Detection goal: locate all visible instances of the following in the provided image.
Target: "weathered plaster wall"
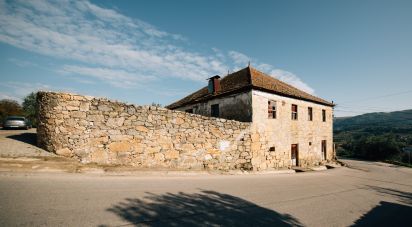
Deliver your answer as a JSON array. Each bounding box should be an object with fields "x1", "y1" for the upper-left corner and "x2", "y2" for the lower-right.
[
  {"x1": 174, "y1": 91, "x2": 252, "y2": 122},
  {"x1": 250, "y1": 90, "x2": 334, "y2": 169},
  {"x1": 37, "y1": 92, "x2": 253, "y2": 170}
]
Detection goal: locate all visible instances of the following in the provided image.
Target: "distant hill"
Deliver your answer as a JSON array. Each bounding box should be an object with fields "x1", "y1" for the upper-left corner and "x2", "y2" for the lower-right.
[
  {"x1": 334, "y1": 109, "x2": 412, "y2": 132},
  {"x1": 334, "y1": 109, "x2": 412, "y2": 163}
]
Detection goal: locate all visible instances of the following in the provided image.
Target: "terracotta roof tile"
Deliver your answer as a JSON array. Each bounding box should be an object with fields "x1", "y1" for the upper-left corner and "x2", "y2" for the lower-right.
[
  {"x1": 249, "y1": 67, "x2": 334, "y2": 106},
  {"x1": 166, "y1": 66, "x2": 333, "y2": 109}
]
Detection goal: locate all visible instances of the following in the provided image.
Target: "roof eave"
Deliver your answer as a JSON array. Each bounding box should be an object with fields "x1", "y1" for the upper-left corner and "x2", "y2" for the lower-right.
[
  {"x1": 251, "y1": 86, "x2": 335, "y2": 107},
  {"x1": 167, "y1": 86, "x2": 253, "y2": 109}
]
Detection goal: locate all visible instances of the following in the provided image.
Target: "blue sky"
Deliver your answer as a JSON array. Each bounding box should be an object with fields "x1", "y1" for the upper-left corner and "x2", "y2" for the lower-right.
[{"x1": 1, "y1": 0, "x2": 411, "y2": 117}]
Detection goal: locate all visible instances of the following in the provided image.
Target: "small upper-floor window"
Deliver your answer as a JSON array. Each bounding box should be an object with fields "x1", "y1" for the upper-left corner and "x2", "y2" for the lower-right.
[
  {"x1": 292, "y1": 104, "x2": 298, "y2": 120},
  {"x1": 268, "y1": 100, "x2": 277, "y2": 119},
  {"x1": 322, "y1": 109, "x2": 326, "y2": 122},
  {"x1": 211, "y1": 104, "x2": 219, "y2": 118},
  {"x1": 308, "y1": 107, "x2": 313, "y2": 121}
]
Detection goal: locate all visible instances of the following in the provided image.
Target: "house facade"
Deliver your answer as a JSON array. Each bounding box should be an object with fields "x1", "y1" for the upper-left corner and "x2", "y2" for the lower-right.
[{"x1": 167, "y1": 66, "x2": 335, "y2": 168}]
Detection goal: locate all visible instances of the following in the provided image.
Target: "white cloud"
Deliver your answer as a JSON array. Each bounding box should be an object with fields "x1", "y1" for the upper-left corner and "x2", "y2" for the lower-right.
[
  {"x1": 268, "y1": 69, "x2": 315, "y2": 94},
  {"x1": 1, "y1": 81, "x2": 51, "y2": 97},
  {"x1": 0, "y1": 0, "x2": 315, "y2": 94},
  {"x1": 0, "y1": 0, "x2": 227, "y2": 84},
  {"x1": 8, "y1": 58, "x2": 37, "y2": 67},
  {"x1": 228, "y1": 51, "x2": 250, "y2": 66},
  {"x1": 254, "y1": 63, "x2": 315, "y2": 94},
  {"x1": 59, "y1": 65, "x2": 155, "y2": 88},
  {"x1": 229, "y1": 52, "x2": 315, "y2": 94},
  {"x1": 0, "y1": 81, "x2": 71, "y2": 103},
  {"x1": 0, "y1": 92, "x2": 20, "y2": 102}
]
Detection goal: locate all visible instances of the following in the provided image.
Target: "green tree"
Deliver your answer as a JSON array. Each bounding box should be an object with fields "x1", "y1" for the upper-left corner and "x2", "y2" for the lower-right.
[
  {"x1": 347, "y1": 133, "x2": 404, "y2": 160},
  {"x1": 0, "y1": 99, "x2": 23, "y2": 125},
  {"x1": 22, "y1": 92, "x2": 38, "y2": 127}
]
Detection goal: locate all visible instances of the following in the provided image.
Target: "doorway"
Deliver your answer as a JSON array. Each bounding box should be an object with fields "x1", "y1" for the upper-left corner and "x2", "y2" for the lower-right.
[
  {"x1": 291, "y1": 144, "x2": 299, "y2": 166},
  {"x1": 321, "y1": 140, "x2": 327, "y2": 160}
]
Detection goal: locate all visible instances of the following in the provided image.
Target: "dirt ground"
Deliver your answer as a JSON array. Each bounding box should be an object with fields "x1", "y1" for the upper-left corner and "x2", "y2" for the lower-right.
[{"x1": 0, "y1": 128, "x2": 54, "y2": 157}]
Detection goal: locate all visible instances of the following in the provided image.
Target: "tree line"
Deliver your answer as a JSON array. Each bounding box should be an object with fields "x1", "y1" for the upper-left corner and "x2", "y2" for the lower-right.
[{"x1": 335, "y1": 128, "x2": 412, "y2": 166}]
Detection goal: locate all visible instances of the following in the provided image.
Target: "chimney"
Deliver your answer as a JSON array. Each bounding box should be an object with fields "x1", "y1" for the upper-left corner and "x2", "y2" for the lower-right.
[{"x1": 207, "y1": 75, "x2": 221, "y2": 94}]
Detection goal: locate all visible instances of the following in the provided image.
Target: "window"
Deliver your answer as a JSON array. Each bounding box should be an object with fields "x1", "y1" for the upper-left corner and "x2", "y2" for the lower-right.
[
  {"x1": 308, "y1": 107, "x2": 313, "y2": 121},
  {"x1": 322, "y1": 109, "x2": 326, "y2": 122},
  {"x1": 291, "y1": 104, "x2": 298, "y2": 120},
  {"x1": 268, "y1": 100, "x2": 277, "y2": 119},
  {"x1": 211, "y1": 104, "x2": 219, "y2": 117},
  {"x1": 269, "y1": 146, "x2": 276, "y2": 151},
  {"x1": 185, "y1": 109, "x2": 193, "y2": 113}
]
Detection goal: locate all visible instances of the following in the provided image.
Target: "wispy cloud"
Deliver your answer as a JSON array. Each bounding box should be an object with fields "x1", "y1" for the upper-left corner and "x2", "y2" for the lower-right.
[
  {"x1": 8, "y1": 58, "x2": 37, "y2": 68},
  {"x1": 0, "y1": 92, "x2": 20, "y2": 102},
  {"x1": 228, "y1": 52, "x2": 315, "y2": 94},
  {"x1": 228, "y1": 51, "x2": 250, "y2": 66},
  {"x1": 1, "y1": 81, "x2": 51, "y2": 97},
  {"x1": 59, "y1": 65, "x2": 155, "y2": 88},
  {"x1": 0, "y1": 81, "x2": 70, "y2": 103},
  {"x1": 255, "y1": 63, "x2": 315, "y2": 94},
  {"x1": 0, "y1": 0, "x2": 315, "y2": 94}
]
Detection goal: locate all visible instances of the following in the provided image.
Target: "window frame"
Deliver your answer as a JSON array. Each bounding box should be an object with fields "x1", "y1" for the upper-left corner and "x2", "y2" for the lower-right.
[
  {"x1": 321, "y1": 140, "x2": 327, "y2": 160},
  {"x1": 322, "y1": 109, "x2": 326, "y2": 122},
  {"x1": 291, "y1": 144, "x2": 299, "y2": 166},
  {"x1": 211, "y1": 104, "x2": 219, "y2": 118},
  {"x1": 291, "y1": 104, "x2": 298, "y2": 120},
  {"x1": 268, "y1": 100, "x2": 277, "y2": 119},
  {"x1": 308, "y1": 107, "x2": 313, "y2": 121}
]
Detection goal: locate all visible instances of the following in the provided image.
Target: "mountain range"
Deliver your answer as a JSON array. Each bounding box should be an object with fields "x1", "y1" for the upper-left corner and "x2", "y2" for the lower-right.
[{"x1": 334, "y1": 109, "x2": 412, "y2": 132}]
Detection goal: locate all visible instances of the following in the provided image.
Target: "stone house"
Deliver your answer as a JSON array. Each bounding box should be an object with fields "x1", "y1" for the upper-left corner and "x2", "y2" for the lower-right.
[{"x1": 167, "y1": 66, "x2": 335, "y2": 167}]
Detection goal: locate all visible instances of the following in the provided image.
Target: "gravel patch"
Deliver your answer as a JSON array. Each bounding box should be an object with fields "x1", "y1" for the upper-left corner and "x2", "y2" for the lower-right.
[{"x1": 0, "y1": 128, "x2": 55, "y2": 157}]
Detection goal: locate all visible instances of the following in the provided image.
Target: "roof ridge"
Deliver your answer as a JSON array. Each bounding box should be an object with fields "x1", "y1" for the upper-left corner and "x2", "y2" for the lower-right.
[
  {"x1": 249, "y1": 66, "x2": 288, "y2": 87},
  {"x1": 246, "y1": 68, "x2": 328, "y2": 102},
  {"x1": 167, "y1": 65, "x2": 334, "y2": 109},
  {"x1": 219, "y1": 66, "x2": 250, "y2": 80},
  {"x1": 246, "y1": 65, "x2": 253, "y2": 85}
]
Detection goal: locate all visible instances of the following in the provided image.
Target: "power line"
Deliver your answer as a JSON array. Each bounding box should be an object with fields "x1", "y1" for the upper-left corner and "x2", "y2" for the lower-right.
[
  {"x1": 334, "y1": 109, "x2": 370, "y2": 114},
  {"x1": 335, "y1": 104, "x2": 399, "y2": 112},
  {"x1": 338, "y1": 89, "x2": 412, "y2": 105},
  {"x1": 335, "y1": 107, "x2": 412, "y2": 115},
  {"x1": 335, "y1": 107, "x2": 394, "y2": 114}
]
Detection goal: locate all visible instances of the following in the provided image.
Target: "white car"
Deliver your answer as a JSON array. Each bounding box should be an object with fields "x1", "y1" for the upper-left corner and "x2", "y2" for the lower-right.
[{"x1": 3, "y1": 116, "x2": 32, "y2": 130}]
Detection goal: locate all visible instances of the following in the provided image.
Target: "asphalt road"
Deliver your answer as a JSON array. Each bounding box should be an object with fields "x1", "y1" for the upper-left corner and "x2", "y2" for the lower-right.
[{"x1": 0, "y1": 159, "x2": 411, "y2": 227}]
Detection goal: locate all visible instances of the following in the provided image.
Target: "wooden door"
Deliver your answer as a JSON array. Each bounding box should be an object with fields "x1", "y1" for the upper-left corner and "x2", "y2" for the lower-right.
[
  {"x1": 291, "y1": 144, "x2": 299, "y2": 166},
  {"x1": 321, "y1": 140, "x2": 327, "y2": 160}
]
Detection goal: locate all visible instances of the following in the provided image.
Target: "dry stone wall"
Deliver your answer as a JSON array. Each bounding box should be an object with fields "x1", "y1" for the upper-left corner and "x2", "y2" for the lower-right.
[{"x1": 37, "y1": 92, "x2": 253, "y2": 170}]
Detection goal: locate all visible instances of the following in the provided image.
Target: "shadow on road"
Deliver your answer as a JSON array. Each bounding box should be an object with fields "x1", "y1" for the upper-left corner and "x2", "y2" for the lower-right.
[
  {"x1": 103, "y1": 190, "x2": 303, "y2": 226},
  {"x1": 351, "y1": 201, "x2": 412, "y2": 227},
  {"x1": 365, "y1": 185, "x2": 412, "y2": 205},
  {"x1": 6, "y1": 132, "x2": 37, "y2": 146},
  {"x1": 352, "y1": 185, "x2": 412, "y2": 226}
]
